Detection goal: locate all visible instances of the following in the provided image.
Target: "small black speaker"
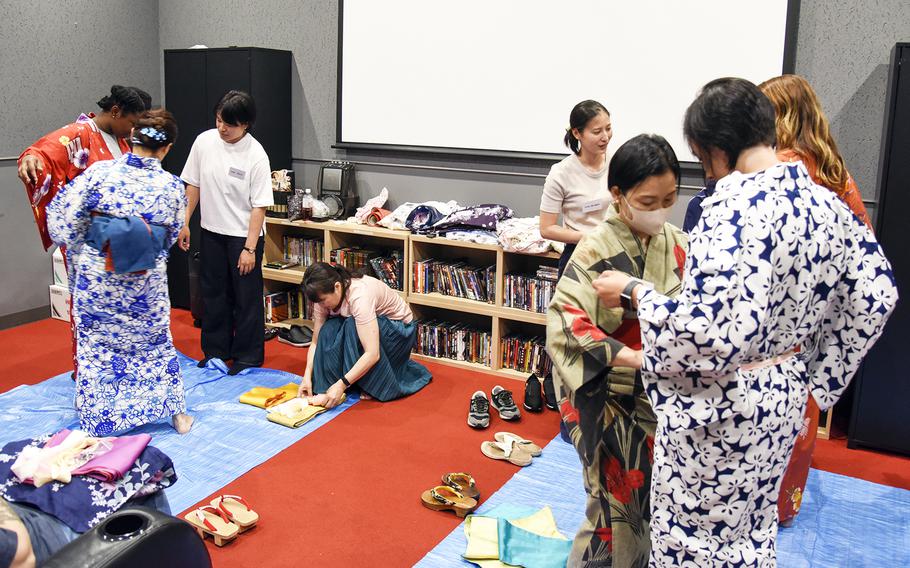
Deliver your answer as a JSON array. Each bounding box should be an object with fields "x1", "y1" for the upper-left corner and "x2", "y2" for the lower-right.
[
  {"x1": 44, "y1": 507, "x2": 211, "y2": 568},
  {"x1": 318, "y1": 161, "x2": 357, "y2": 219}
]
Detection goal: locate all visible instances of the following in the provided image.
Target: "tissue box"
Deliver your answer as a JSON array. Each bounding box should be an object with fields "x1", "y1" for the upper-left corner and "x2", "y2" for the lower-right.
[
  {"x1": 49, "y1": 284, "x2": 71, "y2": 322},
  {"x1": 52, "y1": 248, "x2": 68, "y2": 287}
]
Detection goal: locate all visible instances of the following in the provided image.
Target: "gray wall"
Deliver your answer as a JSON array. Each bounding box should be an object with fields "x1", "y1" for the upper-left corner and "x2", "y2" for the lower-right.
[
  {"x1": 157, "y1": 0, "x2": 908, "y2": 215},
  {"x1": 796, "y1": 0, "x2": 910, "y2": 206},
  {"x1": 0, "y1": 0, "x2": 161, "y2": 326},
  {"x1": 3, "y1": 0, "x2": 908, "y2": 323}
]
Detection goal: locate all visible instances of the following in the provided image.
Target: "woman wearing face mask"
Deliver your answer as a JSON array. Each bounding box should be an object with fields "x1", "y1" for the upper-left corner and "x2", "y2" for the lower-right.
[
  {"x1": 546, "y1": 134, "x2": 686, "y2": 567},
  {"x1": 539, "y1": 100, "x2": 614, "y2": 278}
]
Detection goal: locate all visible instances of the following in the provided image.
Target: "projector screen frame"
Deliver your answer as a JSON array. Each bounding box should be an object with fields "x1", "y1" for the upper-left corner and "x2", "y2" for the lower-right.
[{"x1": 334, "y1": 0, "x2": 802, "y2": 167}]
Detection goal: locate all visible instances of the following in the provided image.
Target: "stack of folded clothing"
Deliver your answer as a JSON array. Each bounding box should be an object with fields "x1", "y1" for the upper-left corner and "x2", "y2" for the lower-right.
[
  {"x1": 462, "y1": 504, "x2": 571, "y2": 568},
  {"x1": 11, "y1": 429, "x2": 153, "y2": 487},
  {"x1": 0, "y1": 432, "x2": 176, "y2": 532},
  {"x1": 239, "y1": 384, "x2": 344, "y2": 428},
  {"x1": 266, "y1": 395, "x2": 345, "y2": 428},
  {"x1": 238, "y1": 382, "x2": 300, "y2": 409}
]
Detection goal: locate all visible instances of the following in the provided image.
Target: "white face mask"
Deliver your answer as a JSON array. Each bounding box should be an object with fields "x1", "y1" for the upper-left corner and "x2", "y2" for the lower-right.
[{"x1": 621, "y1": 196, "x2": 671, "y2": 236}]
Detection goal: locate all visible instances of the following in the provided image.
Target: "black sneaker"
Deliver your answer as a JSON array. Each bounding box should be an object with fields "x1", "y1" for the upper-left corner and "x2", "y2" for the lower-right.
[
  {"x1": 278, "y1": 325, "x2": 312, "y2": 347},
  {"x1": 468, "y1": 391, "x2": 490, "y2": 429},
  {"x1": 264, "y1": 327, "x2": 279, "y2": 342},
  {"x1": 228, "y1": 362, "x2": 258, "y2": 376},
  {"x1": 523, "y1": 374, "x2": 543, "y2": 412},
  {"x1": 543, "y1": 373, "x2": 558, "y2": 411},
  {"x1": 491, "y1": 385, "x2": 520, "y2": 421}
]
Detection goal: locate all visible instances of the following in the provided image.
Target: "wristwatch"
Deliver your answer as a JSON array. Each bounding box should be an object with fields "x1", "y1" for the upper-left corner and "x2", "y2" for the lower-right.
[
  {"x1": 242, "y1": 246, "x2": 256, "y2": 255},
  {"x1": 339, "y1": 376, "x2": 352, "y2": 389},
  {"x1": 620, "y1": 278, "x2": 646, "y2": 311}
]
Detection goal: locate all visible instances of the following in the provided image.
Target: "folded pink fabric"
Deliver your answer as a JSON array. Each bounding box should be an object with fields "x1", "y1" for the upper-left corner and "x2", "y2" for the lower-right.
[{"x1": 45, "y1": 430, "x2": 152, "y2": 482}]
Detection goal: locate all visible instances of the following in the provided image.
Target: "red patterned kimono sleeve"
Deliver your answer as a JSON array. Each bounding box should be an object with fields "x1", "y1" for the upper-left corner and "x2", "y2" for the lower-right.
[{"x1": 18, "y1": 122, "x2": 95, "y2": 250}]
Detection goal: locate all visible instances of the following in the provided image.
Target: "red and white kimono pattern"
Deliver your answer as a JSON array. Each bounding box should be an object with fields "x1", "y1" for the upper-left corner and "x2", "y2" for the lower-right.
[{"x1": 18, "y1": 114, "x2": 129, "y2": 251}]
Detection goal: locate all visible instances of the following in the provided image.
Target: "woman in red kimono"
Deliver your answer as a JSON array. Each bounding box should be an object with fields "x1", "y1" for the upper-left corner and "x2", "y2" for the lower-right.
[
  {"x1": 759, "y1": 74, "x2": 873, "y2": 526},
  {"x1": 17, "y1": 85, "x2": 149, "y2": 376},
  {"x1": 18, "y1": 85, "x2": 149, "y2": 250}
]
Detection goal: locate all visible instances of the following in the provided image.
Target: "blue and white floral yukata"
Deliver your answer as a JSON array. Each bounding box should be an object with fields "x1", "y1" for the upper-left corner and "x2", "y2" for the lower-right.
[
  {"x1": 47, "y1": 153, "x2": 187, "y2": 436},
  {"x1": 635, "y1": 162, "x2": 897, "y2": 567}
]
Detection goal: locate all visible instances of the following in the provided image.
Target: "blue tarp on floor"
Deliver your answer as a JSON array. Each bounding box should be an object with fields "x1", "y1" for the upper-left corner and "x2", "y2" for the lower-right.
[
  {"x1": 0, "y1": 354, "x2": 358, "y2": 513},
  {"x1": 417, "y1": 436, "x2": 910, "y2": 567}
]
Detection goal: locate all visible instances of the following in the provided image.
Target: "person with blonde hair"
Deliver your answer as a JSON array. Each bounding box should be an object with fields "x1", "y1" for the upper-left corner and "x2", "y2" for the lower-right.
[
  {"x1": 758, "y1": 73, "x2": 873, "y2": 527},
  {"x1": 760, "y1": 74, "x2": 871, "y2": 226}
]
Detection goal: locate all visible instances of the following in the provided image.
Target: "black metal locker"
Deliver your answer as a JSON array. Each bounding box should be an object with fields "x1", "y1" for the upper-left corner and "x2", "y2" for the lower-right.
[
  {"x1": 848, "y1": 43, "x2": 910, "y2": 455},
  {"x1": 161, "y1": 47, "x2": 292, "y2": 311}
]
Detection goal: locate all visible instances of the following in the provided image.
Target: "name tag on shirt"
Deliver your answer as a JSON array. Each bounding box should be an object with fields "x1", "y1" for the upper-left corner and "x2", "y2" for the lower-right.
[
  {"x1": 582, "y1": 199, "x2": 603, "y2": 213},
  {"x1": 228, "y1": 167, "x2": 246, "y2": 180}
]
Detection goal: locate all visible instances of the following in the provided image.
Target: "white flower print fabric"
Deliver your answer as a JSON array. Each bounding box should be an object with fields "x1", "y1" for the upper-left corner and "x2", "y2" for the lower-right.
[{"x1": 636, "y1": 162, "x2": 897, "y2": 567}]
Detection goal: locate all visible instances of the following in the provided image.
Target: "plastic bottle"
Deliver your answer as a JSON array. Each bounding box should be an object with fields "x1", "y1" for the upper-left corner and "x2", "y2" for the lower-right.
[{"x1": 300, "y1": 188, "x2": 314, "y2": 221}]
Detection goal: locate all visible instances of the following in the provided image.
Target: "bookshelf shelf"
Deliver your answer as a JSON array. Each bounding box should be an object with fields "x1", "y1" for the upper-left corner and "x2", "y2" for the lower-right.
[
  {"x1": 266, "y1": 317, "x2": 313, "y2": 330},
  {"x1": 410, "y1": 234, "x2": 500, "y2": 252},
  {"x1": 497, "y1": 306, "x2": 547, "y2": 325},
  {"x1": 262, "y1": 217, "x2": 557, "y2": 382},
  {"x1": 411, "y1": 353, "x2": 495, "y2": 375},
  {"x1": 408, "y1": 291, "x2": 497, "y2": 315},
  {"x1": 262, "y1": 266, "x2": 305, "y2": 285}
]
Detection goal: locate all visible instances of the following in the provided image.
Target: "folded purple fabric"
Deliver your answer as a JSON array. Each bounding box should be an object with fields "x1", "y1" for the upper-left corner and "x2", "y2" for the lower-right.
[{"x1": 45, "y1": 429, "x2": 152, "y2": 482}]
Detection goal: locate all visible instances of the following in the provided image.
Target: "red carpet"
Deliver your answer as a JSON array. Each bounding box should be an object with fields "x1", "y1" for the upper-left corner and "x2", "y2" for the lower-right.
[{"x1": 1, "y1": 310, "x2": 909, "y2": 567}]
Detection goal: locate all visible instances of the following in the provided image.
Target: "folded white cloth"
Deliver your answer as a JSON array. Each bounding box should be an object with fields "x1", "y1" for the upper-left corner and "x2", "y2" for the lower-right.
[
  {"x1": 270, "y1": 398, "x2": 310, "y2": 417},
  {"x1": 498, "y1": 217, "x2": 556, "y2": 254}
]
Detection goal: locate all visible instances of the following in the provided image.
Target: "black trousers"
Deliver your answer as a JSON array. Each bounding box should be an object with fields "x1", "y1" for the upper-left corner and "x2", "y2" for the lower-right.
[
  {"x1": 199, "y1": 228, "x2": 265, "y2": 366},
  {"x1": 557, "y1": 243, "x2": 577, "y2": 280}
]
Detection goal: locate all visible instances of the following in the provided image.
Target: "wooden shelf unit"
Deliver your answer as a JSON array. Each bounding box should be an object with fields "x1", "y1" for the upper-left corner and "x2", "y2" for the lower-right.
[{"x1": 262, "y1": 217, "x2": 557, "y2": 381}]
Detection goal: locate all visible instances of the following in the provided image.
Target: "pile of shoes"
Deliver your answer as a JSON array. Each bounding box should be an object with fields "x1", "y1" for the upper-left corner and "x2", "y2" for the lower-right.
[
  {"x1": 420, "y1": 472, "x2": 480, "y2": 517},
  {"x1": 277, "y1": 324, "x2": 313, "y2": 347},
  {"x1": 523, "y1": 373, "x2": 557, "y2": 412},
  {"x1": 480, "y1": 432, "x2": 541, "y2": 467},
  {"x1": 468, "y1": 386, "x2": 520, "y2": 429}
]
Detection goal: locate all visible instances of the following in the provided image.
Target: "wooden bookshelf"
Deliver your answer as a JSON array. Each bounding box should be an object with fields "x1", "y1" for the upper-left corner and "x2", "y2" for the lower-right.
[{"x1": 262, "y1": 217, "x2": 557, "y2": 382}]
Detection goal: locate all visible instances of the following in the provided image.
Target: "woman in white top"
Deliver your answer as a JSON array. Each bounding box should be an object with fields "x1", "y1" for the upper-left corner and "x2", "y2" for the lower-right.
[
  {"x1": 297, "y1": 262, "x2": 432, "y2": 407},
  {"x1": 178, "y1": 90, "x2": 274, "y2": 376},
  {"x1": 539, "y1": 100, "x2": 614, "y2": 278}
]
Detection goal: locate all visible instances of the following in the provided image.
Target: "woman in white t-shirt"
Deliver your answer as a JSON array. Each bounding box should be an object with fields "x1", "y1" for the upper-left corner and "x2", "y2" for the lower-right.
[
  {"x1": 178, "y1": 90, "x2": 274, "y2": 376},
  {"x1": 297, "y1": 262, "x2": 432, "y2": 407},
  {"x1": 539, "y1": 100, "x2": 614, "y2": 277}
]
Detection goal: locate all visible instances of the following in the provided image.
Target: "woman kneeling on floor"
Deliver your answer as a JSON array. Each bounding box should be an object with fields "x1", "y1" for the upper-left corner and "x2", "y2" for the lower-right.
[{"x1": 297, "y1": 262, "x2": 432, "y2": 406}]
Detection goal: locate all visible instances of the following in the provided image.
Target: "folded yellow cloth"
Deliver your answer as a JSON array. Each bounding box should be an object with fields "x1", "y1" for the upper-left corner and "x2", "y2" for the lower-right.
[
  {"x1": 239, "y1": 383, "x2": 299, "y2": 409},
  {"x1": 266, "y1": 394, "x2": 345, "y2": 428},
  {"x1": 464, "y1": 506, "x2": 567, "y2": 567}
]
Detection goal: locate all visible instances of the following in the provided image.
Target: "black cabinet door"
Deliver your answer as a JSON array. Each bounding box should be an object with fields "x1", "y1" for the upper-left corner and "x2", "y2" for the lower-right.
[
  {"x1": 251, "y1": 49, "x2": 292, "y2": 169},
  {"x1": 162, "y1": 50, "x2": 207, "y2": 309},
  {"x1": 849, "y1": 44, "x2": 910, "y2": 455},
  {"x1": 205, "y1": 50, "x2": 252, "y2": 127},
  {"x1": 162, "y1": 47, "x2": 290, "y2": 311},
  {"x1": 163, "y1": 50, "x2": 208, "y2": 178}
]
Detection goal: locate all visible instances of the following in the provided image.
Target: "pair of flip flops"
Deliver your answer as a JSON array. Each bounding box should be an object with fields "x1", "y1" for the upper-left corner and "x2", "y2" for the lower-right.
[
  {"x1": 421, "y1": 472, "x2": 480, "y2": 518},
  {"x1": 183, "y1": 495, "x2": 259, "y2": 547},
  {"x1": 480, "y1": 432, "x2": 542, "y2": 467}
]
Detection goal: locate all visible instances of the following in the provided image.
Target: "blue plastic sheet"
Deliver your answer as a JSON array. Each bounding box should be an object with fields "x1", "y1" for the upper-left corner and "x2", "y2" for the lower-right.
[
  {"x1": 0, "y1": 354, "x2": 358, "y2": 513},
  {"x1": 415, "y1": 435, "x2": 585, "y2": 567},
  {"x1": 417, "y1": 436, "x2": 910, "y2": 567}
]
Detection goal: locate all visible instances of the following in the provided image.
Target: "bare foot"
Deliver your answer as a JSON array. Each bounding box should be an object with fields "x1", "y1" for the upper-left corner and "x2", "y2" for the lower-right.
[
  {"x1": 172, "y1": 413, "x2": 195, "y2": 434},
  {"x1": 360, "y1": 392, "x2": 373, "y2": 400}
]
